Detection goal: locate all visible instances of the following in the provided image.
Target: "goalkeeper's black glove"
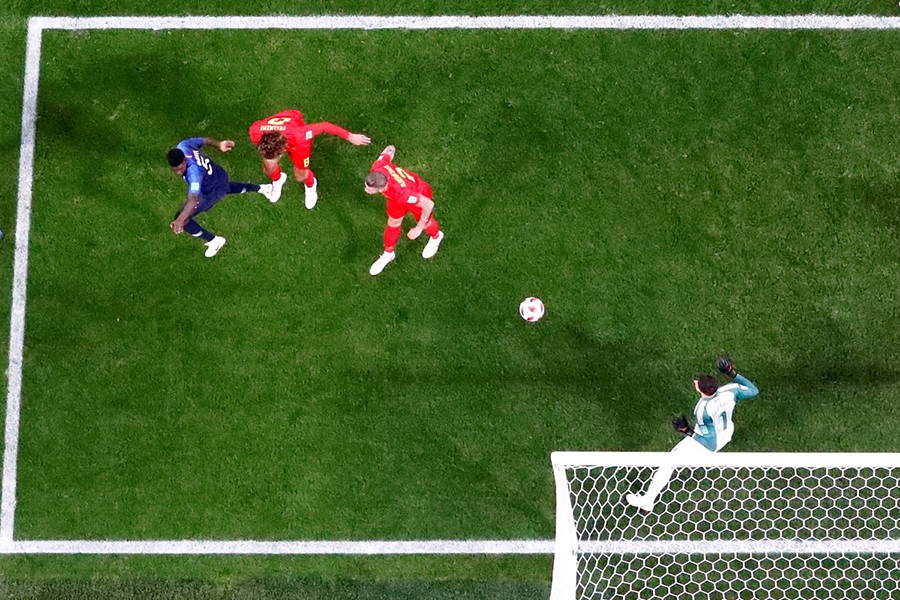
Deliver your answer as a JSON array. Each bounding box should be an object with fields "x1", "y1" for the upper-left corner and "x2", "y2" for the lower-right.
[
  {"x1": 672, "y1": 415, "x2": 694, "y2": 437},
  {"x1": 717, "y1": 355, "x2": 738, "y2": 379}
]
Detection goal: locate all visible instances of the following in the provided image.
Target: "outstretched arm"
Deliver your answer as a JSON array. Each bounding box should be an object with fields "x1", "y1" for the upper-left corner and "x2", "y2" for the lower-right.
[
  {"x1": 733, "y1": 374, "x2": 759, "y2": 400},
  {"x1": 346, "y1": 132, "x2": 371, "y2": 145},
  {"x1": 717, "y1": 356, "x2": 759, "y2": 401},
  {"x1": 307, "y1": 122, "x2": 371, "y2": 145},
  {"x1": 202, "y1": 138, "x2": 234, "y2": 153},
  {"x1": 171, "y1": 194, "x2": 200, "y2": 234}
]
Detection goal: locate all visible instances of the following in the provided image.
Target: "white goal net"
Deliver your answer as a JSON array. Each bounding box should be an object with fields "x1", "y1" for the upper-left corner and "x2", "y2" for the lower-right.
[{"x1": 549, "y1": 452, "x2": 900, "y2": 600}]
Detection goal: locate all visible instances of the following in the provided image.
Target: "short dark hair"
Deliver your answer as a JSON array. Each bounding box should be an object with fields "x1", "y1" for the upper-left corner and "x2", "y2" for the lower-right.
[
  {"x1": 258, "y1": 132, "x2": 288, "y2": 160},
  {"x1": 166, "y1": 148, "x2": 185, "y2": 167},
  {"x1": 696, "y1": 375, "x2": 719, "y2": 396},
  {"x1": 365, "y1": 172, "x2": 387, "y2": 189}
]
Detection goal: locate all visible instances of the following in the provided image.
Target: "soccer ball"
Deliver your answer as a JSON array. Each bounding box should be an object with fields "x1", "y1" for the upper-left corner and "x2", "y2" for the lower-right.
[{"x1": 519, "y1": 297, "x2": 545, "y2": 322}]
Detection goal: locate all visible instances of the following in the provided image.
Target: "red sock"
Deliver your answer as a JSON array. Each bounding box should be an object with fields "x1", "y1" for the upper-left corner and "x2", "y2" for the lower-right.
[
  {"x1": 384, "y1": 225, "x2": 401, "y2": 253},
  {"x1": 304, "y1": 169, "x2": 316, "y2": 187},
  {"x1": 424, "y1": 217, "x2": 440, "y2": 238},
  {"x1": 268, "y1": 165, "x2": 282, "y2": 182}
]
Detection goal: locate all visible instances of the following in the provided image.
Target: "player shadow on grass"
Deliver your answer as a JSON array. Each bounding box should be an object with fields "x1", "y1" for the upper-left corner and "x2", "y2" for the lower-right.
[
  {"x1": 748, "y1": 312, "x2": 900, "y2": 450},
  {"x1": 770, "y1": 312, "x2": 900, "y2": 390},
  {"x1": 37, "y1": 46, "x2": 224, "y2": 223},
  {"x1": 853, "y1": 175, "x2": 900, "y2": 239},
  {"x1": 520, "y1": 323, "x2": 682, "y2": 450}
]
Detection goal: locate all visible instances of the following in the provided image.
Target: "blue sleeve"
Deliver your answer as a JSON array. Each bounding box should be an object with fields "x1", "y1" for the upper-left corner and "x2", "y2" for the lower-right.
[
  {"x1": 183, "y1": 164, "x2": 204, "y2": 194},
  {"x1": 733, "y1": 374, "x2": 759, "y2": 401},
  {"x1": 177, "y1": 137, "x2": 204, "y2": 154}
]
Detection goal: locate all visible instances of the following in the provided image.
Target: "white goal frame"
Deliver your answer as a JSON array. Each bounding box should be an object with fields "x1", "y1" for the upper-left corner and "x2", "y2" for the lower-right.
[{"x1": 550, "y1": 451, "x2": 900, "y2": 600}]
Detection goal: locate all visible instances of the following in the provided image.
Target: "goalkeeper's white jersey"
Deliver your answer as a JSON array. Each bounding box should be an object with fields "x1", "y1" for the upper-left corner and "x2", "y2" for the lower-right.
[
  {"x1": 693, "y1": 385, "x2": 738, "y2": 451},
  {"x1": 692, "y1": 375, "x2": 759, "y2": 451}
]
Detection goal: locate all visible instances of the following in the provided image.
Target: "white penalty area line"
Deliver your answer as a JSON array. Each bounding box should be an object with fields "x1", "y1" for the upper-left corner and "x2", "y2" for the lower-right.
[
  {"x1": 1, "y1": 18, "x2": 42, "y2": 552},
  {"x1": 5, "y1": 539, "x2": 554, "y2": 555},
  {"x1": 28, "y1": 14, "x2": 900, "y2": 31},
  {"x1": 5, "y1": 12, "x2": 900, "y2": 556}
]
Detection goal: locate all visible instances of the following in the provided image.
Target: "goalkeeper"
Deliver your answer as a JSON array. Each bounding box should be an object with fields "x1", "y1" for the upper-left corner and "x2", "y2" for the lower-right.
[{"x1": 626, "y1": 356, "x2": 759, "y2": 513}]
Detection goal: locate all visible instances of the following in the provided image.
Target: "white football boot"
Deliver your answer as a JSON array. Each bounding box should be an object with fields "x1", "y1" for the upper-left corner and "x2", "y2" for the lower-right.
[
  {"x1": 369, "y1": 251, "x2": 395, "y2": 276},
  {"x1": 260, "y1": 172, "x2": 287, "y2": 203},
  {"x1": 304, "y1": 177, "x2": 319, "y2": 209},
  {"x1": 422, "y1": 230, "x2": 444, "y2": 259},
  {"x1": 204, "y1": 236, "x2": 227, "y2": 258}
]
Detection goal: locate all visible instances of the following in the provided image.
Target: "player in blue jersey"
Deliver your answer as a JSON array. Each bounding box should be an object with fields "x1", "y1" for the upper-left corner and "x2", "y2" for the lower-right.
[
  {"x1": 626, "y1": 356, "x2": 759, "y2": 513},
  {"x1": 166, "y1": 136, "x2": 282, "y2": 257}
]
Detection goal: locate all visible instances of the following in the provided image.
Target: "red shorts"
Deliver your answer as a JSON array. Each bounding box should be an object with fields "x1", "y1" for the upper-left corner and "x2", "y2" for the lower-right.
[
  {"x1": 387, "y1": 182, "x2": 431, "y2": 221},
  {"x1": 287, "y1": 147, "x2": 311, "y2": 169},
  {"x1": 387, "y1": 201, "x2": 422, "y2": 220},
  {"x1": 386, "y1": 183, "x2": 433, "y2": 220}
]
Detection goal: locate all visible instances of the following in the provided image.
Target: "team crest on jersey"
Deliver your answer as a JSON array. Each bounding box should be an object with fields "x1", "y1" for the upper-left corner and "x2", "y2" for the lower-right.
[{"x1": 305, "y1": 130, "x2": 313, "y2": 140}]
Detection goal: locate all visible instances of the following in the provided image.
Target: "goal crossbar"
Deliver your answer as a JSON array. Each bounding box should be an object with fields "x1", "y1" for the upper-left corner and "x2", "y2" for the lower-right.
[{"x1": 553, "y1": 451, "x2": 900, "y2": 469}]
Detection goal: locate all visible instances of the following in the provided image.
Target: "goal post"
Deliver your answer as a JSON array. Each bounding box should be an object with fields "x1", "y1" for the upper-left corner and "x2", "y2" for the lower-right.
[{"x1": 549, "y1": 451, "x2": 900, "y2": 600}]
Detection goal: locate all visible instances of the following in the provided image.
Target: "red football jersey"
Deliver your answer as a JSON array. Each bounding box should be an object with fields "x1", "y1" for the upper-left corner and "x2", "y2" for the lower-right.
[
  {"x1": 370, "y1": 153, "x2": 429, "y2": 206},
  {"x1": 249, "y1": 109, "x2": 351, "y2": 156}
]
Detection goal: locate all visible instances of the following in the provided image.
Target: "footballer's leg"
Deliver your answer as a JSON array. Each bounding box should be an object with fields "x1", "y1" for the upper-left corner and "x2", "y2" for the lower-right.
[
  {"x1": 261, "y1": 158, "x2": 287, "y2": 202},
  {"x1": 255, "y1": 181, "x2": 280, "y2": 203},
  {"x1": 627, "y1": 436, "x2": 708, "y2": 513},
  {"x1": 422, "y1": 216, "x2": 444, "y2": 259},
  {"x1": 175, "y1": 206, "x2": 214, "y2": 243},
  {"x1": 227, "y1": 181, "x2": 261, "y2": 195},
  {"x1": 290, "y1": 153, "x2": 317, "y2": 209},
  {"x1": 178, "y1": 198, "x2": 226, "y2": 258},
  {"x1": 409, "y1": 197, "x2": 443, "y2": 259},
  {"x1": 176, "y1": 211, "x2": 213, "y2": 244},
  {"x1": 181, "y1": 218, "x2": 225, "y2": 258},
  {"x1": 262, "y1": 157, "x2": 282, "y2": 180},
  {"x1": 410, "y1": 186, "x2": 444, "y2": 258},
  {"x1": 370, "y1": 216, "x2": 402, "y2": 276},
  {"x1": 203, "y1": 235, "x2": 227, "y2": 257}
]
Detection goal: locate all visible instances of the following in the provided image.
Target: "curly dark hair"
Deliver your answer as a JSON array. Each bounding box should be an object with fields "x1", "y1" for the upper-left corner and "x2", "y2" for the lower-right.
[{"x1": 258, "y1": 132, "x2": 288, "y2": 160}]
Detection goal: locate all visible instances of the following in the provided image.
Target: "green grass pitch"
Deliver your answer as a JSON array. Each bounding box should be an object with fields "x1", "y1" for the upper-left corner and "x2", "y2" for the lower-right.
[{"x1": 1, "y1": 3, "x2": 900, "y2": 599}]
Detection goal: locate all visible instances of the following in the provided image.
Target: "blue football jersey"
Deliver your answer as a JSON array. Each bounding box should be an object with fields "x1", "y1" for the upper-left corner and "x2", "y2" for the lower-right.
[{"x1": 176, "y1": 138, "x2": 229, "y2": 208}]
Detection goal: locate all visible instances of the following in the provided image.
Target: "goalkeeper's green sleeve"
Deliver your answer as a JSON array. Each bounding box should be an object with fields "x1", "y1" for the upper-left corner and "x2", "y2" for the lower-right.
[{"x1": 734, "y1": 374, "x2": 759, "y2": 401}]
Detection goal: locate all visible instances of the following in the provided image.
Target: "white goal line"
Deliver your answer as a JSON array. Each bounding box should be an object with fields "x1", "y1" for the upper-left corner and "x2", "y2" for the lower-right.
[
  {"x1": 29, "y1": 14, "x2": 900, "y2": 31},
  {"x1": 5, "y1": 539, "x2": 555, "y2": 555},
  {"x1": 10, "y1": 539, "x2": 897, "y2": 555}
]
